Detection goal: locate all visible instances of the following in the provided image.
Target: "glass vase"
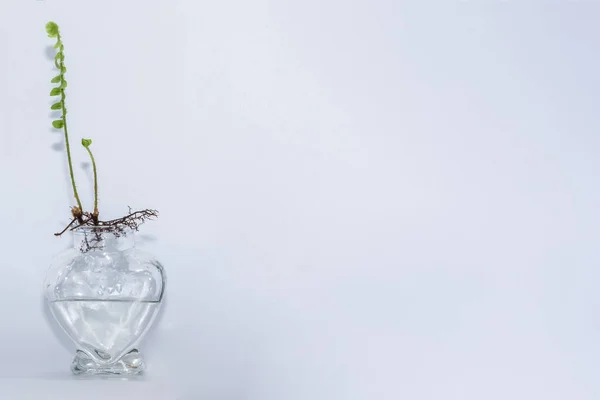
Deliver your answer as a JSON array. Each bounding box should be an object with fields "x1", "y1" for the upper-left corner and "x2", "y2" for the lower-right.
[{"x1": 44, "y1": 226, "x2": 166, "y2": 375}]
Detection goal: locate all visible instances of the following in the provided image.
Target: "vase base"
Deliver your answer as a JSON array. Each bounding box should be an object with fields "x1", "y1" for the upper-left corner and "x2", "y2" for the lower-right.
[{"x1": 71, "y1": 349, "x2": 145, "y2": 375}]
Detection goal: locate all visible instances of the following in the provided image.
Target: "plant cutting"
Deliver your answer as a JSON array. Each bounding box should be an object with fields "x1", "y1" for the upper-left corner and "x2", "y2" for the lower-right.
[{"x1": 42, "y1": 21, "x2": 166, "y2": 375}]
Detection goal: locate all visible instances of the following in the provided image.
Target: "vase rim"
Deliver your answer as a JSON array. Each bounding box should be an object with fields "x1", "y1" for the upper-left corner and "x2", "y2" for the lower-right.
[{"x1": 71, "y1": 225, "x2": 137, "y2": 234}]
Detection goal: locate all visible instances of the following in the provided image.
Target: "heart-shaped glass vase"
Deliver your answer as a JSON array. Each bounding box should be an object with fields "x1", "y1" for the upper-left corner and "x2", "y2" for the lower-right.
[{"x1": 44, "y1": 226, "x2": 166, "y2": 375}]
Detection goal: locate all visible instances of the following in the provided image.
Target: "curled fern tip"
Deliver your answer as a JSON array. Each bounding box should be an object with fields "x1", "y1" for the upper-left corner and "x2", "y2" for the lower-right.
[{"x1": 46, "y1": 22, "x2": 59, "y2": 38}]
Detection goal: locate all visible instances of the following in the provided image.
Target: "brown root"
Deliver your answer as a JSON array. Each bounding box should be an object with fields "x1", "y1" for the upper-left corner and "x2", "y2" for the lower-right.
[
  {"x1": 71, "y1": 206, "x2": 84, "y2": 224},
  {"x1": 54, "y1": 208, "x2": 159, "y2": 238}
]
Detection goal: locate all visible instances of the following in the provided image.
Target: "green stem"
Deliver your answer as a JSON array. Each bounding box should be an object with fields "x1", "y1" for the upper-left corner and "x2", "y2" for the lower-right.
[
  {"x1": 57, "y1": 33, "x2": 83, "y2": 212},
  {"x1": 84, "y1": 145, "x2": 98, "y2": 215}
]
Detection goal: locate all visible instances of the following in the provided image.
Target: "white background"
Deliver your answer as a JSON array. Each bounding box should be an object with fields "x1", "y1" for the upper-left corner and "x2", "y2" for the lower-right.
[{"x1": 1, "y1": 1, "x2": 600, "y2": 399}]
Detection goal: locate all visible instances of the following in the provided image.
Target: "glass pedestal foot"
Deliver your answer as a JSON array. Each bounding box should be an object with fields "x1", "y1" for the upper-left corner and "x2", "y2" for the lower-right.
[{"x1": 71, "y1": 349, "x2": 145, "y2": 375}]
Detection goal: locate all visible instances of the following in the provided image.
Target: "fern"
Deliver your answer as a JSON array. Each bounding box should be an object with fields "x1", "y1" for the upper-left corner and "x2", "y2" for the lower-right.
[
  {"x1": 46, "y1": 21, "x2": 83, "y2": 218},
  {"x1": 46, "y1": 21, "x2": 157, "y2": 238}
]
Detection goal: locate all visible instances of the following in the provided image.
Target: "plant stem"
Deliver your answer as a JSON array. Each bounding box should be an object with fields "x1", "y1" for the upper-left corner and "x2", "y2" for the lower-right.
[
  {"x1": 62, "y1": 101, "x2": 81, "y2": 211},
  {"x1": 84, "y1": 145, "x2": 99, "y2": 216},
  {"x1": 57, "y1": 32, "x2": 83, "y2": 213}
]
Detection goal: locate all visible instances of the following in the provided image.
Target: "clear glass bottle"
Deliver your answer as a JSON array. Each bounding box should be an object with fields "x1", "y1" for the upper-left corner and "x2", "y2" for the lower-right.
[{"x1": 44, "y1": 226, "x2": 166, "y2": 375}]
